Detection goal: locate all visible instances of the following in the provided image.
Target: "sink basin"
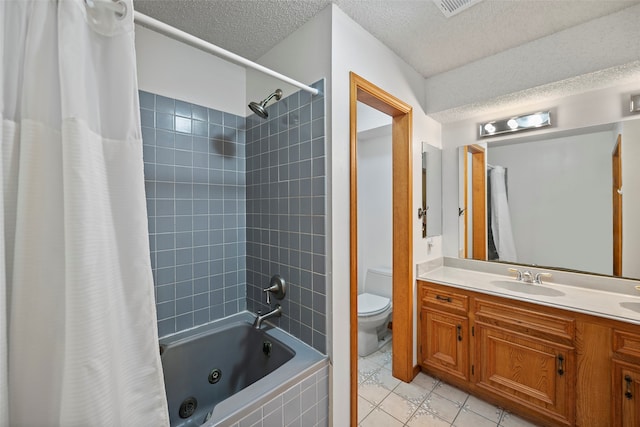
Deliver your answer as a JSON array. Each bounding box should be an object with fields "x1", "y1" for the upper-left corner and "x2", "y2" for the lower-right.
[
  {"x1": 620, "y1": 302, "x2": 640, "y2": 313},
  {"x1": 490, "y1": 280, "x2": 565, "y2": 297}
]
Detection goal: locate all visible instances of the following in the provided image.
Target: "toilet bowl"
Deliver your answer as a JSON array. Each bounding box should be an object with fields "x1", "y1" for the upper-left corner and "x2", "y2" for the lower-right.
[{"x1": 357, "y1": 267, "x2": 392, "y2": 357}]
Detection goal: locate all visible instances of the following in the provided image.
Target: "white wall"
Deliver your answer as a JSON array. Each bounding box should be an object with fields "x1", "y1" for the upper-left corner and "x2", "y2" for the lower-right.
[
  {"x1": 252, "y1": 4, "x2": 442, "y2": 424},
  {"x1": 488, "y1": 131, "x2": 614, "y2": 275},
  {"x1": 243, "y1": 5, "x2": 341, "y2": 421},
  {"x1": 330, "y1": 5, "x2": 441, "y2": 424},
  {"x1": 134, "y1": 25, "x2": 246, "y2": 114},
  {"x1": 246, "y1": 6, "x2": 332, "y2": 117},
  {"x1": 255, "y1": 6, "x2": 443, "y2": 424},
  {"x1": 622, "y1": 119, "x2": 640, "y2": 278},
  {"x1": 442, "y1": 81, "x2": 640, "y2": 260},
  {"x1": 357, "y1": 125, "x2": 393, "y2": 293}
]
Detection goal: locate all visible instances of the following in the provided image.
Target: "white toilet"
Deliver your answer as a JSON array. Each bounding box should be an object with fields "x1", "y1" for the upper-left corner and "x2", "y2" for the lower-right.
[{"x1": 357, "y1": 267, "x2": 392, "y2": 357}]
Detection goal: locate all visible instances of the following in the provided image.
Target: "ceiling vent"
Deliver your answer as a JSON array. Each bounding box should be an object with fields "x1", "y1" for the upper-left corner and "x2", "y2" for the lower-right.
[{"x1": 432, "y1": 0, "x2": 483, "y2": 18}]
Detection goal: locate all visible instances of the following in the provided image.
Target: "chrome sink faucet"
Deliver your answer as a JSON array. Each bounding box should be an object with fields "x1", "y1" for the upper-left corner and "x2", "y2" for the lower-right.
[{"x1": 509, "y1": 268, "x2": 552, "y2": 284}]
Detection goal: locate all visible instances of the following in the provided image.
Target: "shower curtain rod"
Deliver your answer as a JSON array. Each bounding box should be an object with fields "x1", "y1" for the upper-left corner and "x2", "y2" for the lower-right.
[
  {"x1": 133, "y1": 12, "x2": 319, "y2": 96},
  {"x1": 84, "y1": 0, "x2": 318, "y2": 95}
]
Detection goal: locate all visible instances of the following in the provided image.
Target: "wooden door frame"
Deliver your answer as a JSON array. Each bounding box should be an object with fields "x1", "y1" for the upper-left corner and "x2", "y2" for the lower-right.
[
  {"x1": 613, "y1": 134, "x2": 622, "y2": 276},
  {"x1": 463, "y1": 145, "x2": 487, "y2": 260},
  {"x1": 350, "y1": 72, "x2": 415, "y2": 426}
]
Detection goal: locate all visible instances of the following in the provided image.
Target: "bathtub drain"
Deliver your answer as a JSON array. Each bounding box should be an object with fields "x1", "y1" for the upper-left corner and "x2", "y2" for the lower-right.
[
  {"x1": 179, "y1": 397, "x2": 197, "y2": 419},
  {"x1": 208, "y1": 368, "x2": 222, "y2": 384}
]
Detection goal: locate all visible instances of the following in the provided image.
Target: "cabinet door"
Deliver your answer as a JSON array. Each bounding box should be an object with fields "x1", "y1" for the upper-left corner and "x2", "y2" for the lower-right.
[
  {"x1": 420, "y1": 309, "x2": 468, "y2": 381},
  {"x1": 613, "y1": 360, "x2": 640, "y2": 427},
  {"x1": 475, "y1": 322, "x2": 574, "y2": 425}
]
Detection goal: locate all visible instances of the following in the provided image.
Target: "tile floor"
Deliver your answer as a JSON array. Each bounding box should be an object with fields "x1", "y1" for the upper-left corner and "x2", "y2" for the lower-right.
[{"x1": 358, "y1": 339, "x2": 540, "y2": 427}]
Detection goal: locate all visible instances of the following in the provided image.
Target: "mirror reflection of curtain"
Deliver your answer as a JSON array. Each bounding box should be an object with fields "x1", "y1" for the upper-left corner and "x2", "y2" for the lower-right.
[{"x1": 489, "y1": 166, "x2": 518, "y2": 262}]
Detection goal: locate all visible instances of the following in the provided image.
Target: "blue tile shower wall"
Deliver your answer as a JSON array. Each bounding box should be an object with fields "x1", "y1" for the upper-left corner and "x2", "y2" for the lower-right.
[
  {"x1": 245, "y1": 80, "x2": 327, "y2": 354},
  {"x1": 140, "y1": 91, "x2": 247, "y2": 337}
]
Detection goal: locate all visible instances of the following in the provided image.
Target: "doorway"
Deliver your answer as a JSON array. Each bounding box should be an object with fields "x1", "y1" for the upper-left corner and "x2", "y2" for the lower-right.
[
  {"x1": 463, "y1": 144, "x2": 487, "y2": 260},
  {"x1": 349, "y1": 72, "x2": 414, "y2": 426},
  {"x1": 612, "y1": 134, "x2": 622, "y2": 276}
]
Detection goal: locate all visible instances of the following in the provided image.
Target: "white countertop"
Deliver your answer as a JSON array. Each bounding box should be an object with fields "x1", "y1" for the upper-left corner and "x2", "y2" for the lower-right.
[{"x1": 418, "y1": 265, "x2": 640, "y2": 326}]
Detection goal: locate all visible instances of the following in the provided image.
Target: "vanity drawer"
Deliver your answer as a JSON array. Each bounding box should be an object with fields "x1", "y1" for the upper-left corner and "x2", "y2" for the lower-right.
[
  {"x1": 474, "y1": 298, "x2": 575, "y2": 344},
  {"x1": 421, "y1": 283, "x2": 469, "y2": 314},
  {"x1": 613, "y1": 329, "x2": 640, "y2": 361}
]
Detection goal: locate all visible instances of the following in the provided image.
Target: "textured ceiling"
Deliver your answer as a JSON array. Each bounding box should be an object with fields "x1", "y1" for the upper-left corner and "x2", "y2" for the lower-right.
[
  {"x1": 430, "y1": 60, "x2": 640, "y2": 123},
  {"x1": 132, "y1": 0, "x2": 640, "y2": 78}
]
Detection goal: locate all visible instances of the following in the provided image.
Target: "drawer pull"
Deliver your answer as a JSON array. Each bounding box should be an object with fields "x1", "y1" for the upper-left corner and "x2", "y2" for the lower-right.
[
  {"x1": 625, "y1": 375, "x2": 633, "y2": 400},
  {"x1": 457, "y1": 325, "x2": 462, "y2": 342},
  {"x1": 557, "y1": 355, "x2": 564, "y2": 376},
  {"x1": 435, "y1": 295, "x2": 452, "y2": 303}
]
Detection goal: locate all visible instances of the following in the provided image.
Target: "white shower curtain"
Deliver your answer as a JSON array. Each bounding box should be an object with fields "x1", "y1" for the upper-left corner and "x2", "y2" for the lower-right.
[
  {"x1": 490, "y1": 166, "x2": 518, "y2": 262},
  {"x1": 1, "y1": 1, "x2": 169, "y2": 425}
]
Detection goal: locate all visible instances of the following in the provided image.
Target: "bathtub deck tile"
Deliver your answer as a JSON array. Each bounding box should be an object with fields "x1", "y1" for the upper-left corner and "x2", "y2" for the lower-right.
[
  {"x1": 285, "y1": 416, "x2": 301, "y2": 427},
  {"x1": 301, "y1": 404, "x2": 317, "y2": 426},
  {"x1": 283, "y1": 383, "x2": 300, "y2": 404},
  {"x1": 301, "y1": 379, "x2": 317, "y2": 411},
  {"x1": 301, "y1": 373, "x2": 316, "y2": 391},
  {"x1": 317, "y1": 395, "x2": 329, "y2": 426},
  {"x1": 316, "y1": 367, "x2": 329, "y2": 396},
  {"x1": 283, "y1": 394, "x2": 301, "y2": 425},
  {"x1": 238, "y1": 407, "x2": 261, "y2": 427},
  {"x1": 262, "y1": 406, "x2": 283, "y2": 427},
  {"x1": 263, "y1": 395, "x2": 283, "y2": 418}
]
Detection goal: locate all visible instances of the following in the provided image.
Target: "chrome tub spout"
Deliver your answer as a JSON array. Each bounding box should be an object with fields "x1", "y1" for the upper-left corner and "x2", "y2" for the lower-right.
[{"x1": 253, "y1": 304, "x2": 282, "y2": 329}]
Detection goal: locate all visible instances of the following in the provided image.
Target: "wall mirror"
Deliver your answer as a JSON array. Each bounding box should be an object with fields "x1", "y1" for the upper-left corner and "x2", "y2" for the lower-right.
[
  {"x1": 458, "y1": 117, "x2": 640, "y2": 280},
  {"x1": 422, "y1": 142, "x2": 442, "y2": 237}
]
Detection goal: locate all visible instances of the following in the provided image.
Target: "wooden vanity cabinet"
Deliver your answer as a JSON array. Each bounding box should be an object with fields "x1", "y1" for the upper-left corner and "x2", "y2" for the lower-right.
[
  {"x1": 418, "y1": 280, "x2": 576, "y2": 426},
  {"x1": 612, "y1": 361, "x2": 640, "y2": 426},
  {"x1": 418, "y1": 279, "x2": 640, "y2": 426},
  {"x1": 612, "y1": 329, "x2": 640, "y2": 426},
  {"x1": 474, "y1": 298, "x2": 575, "y2": 426},
  {"x1": 419, "y1": 286, "x2": 469, "y2": 381}
]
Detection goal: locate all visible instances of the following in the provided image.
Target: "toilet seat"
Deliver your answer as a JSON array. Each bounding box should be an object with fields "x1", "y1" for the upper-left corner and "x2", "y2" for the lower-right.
[{"x1": 358, "y1": 293, "x2": 391, "y2": 317}]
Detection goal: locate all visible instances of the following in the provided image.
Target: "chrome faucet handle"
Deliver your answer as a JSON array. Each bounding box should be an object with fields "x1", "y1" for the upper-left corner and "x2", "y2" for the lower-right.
[
  {"x1": 262, "y1": 275, "x2": 286, "y2": 303},
  {"x1": 262, "y1": 288, "x2": 271, "y2": 305},
  {"x1": 508, "y1": 268, "x2": 523, "y2": 281},
  {"x1": 534, "y1": 272, "x2": 552, "y2": 284}
]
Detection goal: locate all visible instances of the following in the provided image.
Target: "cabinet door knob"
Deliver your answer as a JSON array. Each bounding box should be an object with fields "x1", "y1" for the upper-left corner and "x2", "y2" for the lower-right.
[
  {"x1": 436, "y1": 295, "x2": 452, "y2": 303},
  {"x1": 557, "y1": 355, "x2": 564, "y2": 376},
  {"x1": 457, "y1": 324, "x2": 462, "y2": 342},
  {"x1": 625, "y1": 375, "x2": 633, "y2": 400}
]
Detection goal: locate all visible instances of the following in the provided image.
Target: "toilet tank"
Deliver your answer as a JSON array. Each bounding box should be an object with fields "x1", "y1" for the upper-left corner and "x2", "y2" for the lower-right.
[{"x1": 364, "y1": 267, "x2": 392, "y2": 299}]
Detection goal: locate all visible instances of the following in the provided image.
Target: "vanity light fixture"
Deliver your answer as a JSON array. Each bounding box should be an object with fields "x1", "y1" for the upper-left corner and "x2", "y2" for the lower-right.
[
  {"x1": 479, "y1": 111, "x2": 551, "y2": 138},
  {"x1": 631, "y1": 94, "x2": 640, "y2": 113}
]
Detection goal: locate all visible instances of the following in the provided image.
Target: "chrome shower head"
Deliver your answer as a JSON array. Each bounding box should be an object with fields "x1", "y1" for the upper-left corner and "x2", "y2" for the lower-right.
[{"x1": 248, "y1": 89, "x2": 283, "y2": 119}]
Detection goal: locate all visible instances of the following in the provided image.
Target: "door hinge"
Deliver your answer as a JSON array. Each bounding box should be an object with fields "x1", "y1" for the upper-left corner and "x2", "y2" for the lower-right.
[{"x1": 472, "y1": 326, "x2": 475, "y2": 336}]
